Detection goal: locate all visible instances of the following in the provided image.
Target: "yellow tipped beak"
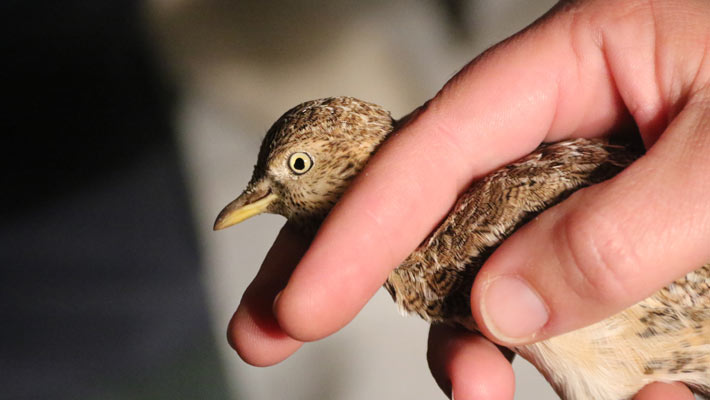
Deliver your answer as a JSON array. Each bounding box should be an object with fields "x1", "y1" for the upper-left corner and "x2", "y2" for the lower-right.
[{"x1": 213, "y1": 192, "x2": 278, "y2": 231}]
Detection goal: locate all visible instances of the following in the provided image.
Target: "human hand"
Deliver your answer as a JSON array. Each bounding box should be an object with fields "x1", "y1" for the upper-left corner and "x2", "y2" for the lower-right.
[{"x1": 229, "y1": 0, "x2": 710, "y2": 398}]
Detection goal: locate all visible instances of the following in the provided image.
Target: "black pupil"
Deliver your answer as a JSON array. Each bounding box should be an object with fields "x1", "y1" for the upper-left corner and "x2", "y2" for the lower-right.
[{"x1": 294, "y1": 157, "x2": 306, "y2": 171}]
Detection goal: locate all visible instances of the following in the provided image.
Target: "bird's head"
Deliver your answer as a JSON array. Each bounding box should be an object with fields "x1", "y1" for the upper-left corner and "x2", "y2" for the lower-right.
[{"x1": 213, "y1": 97, "x2": 394, "y2": 233}]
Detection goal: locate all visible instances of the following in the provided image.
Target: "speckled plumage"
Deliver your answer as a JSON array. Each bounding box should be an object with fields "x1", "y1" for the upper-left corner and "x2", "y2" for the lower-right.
[{"x1": 215, "y1": 97, "x2": 710, "y2": 400}]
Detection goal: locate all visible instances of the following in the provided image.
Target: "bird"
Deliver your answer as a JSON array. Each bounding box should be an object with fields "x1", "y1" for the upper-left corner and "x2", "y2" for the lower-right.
[{"x1": 213, "y1": 96, "x2": 710, "y2": 400}]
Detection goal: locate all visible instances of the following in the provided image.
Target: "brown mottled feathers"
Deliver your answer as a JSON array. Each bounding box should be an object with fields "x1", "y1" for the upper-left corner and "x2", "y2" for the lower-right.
[
  {"x1": 226, "y1": 97, "x2": 710, "y2": 400},
  {"x1": 384, "y1": 139, "x2": 639, "y2": 326}
]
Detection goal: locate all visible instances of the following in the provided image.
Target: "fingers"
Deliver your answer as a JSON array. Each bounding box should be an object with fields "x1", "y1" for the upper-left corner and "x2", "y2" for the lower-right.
[
  {"x1": 274, "y1": 2, "x2": 629, "y2": 341},
  {"x1": 427, "y1": 324, "x2": 515, "y2": 400},
  {"x1": 472, "y1": 98, "x2": 710, "y2": 344},
  {"x1": 633, "y1": 382, "x2": 694, "y2": 400},
  {"x1": 228, "y1": 223, "x2": 309, "y2": 366}
]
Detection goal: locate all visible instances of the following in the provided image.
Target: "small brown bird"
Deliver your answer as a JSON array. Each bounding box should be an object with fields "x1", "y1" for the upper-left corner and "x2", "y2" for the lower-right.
[{"x1": 214, "y1": 97, "x2": 710, "y2": 400}]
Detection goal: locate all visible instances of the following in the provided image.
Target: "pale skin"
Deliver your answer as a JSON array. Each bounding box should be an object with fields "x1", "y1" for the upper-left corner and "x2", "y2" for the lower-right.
[{"x1": 228, "y1": 0, "x2": 710, "y2": 399}]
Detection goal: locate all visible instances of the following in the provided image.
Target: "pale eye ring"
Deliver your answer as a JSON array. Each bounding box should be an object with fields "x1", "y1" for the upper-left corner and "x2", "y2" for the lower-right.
[{"x1": 288, "y1": 152, "x2": 313, "y2": 175}]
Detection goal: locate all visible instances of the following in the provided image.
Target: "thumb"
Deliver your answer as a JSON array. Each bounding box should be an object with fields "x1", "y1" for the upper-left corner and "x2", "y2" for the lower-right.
[{"x1": 471, "y1": 101, "x2": 710, "y2": 345}]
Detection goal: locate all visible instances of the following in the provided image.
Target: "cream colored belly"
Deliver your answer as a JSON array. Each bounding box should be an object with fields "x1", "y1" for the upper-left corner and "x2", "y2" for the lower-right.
[{"x1": 514, "y1": 298, "x2": 710, "y2": 400}]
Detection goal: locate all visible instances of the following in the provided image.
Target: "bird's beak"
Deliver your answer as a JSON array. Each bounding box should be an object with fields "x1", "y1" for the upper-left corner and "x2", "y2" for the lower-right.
[{"x1": 213, "y1": 183, "x2": 278, "y2": 231}]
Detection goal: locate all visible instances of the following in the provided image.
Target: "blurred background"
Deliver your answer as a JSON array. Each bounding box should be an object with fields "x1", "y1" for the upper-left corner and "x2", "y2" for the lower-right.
[{"x1": 1, "y1": 0, "x2": 561, "y2": 399}]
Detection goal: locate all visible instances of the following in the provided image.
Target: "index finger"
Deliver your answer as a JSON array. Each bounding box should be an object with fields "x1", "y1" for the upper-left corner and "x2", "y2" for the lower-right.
[{"x1": 274, "y1": 2, "x2": 628, "y2": 341}]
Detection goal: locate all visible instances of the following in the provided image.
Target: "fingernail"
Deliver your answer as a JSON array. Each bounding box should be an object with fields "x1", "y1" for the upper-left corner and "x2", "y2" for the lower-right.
[
  {"x1": 480, "y1": 276, "x2": 548, "y2": 342},
  {"x1": 272, "y1": 290, "x2": 282, "y2": 316}
]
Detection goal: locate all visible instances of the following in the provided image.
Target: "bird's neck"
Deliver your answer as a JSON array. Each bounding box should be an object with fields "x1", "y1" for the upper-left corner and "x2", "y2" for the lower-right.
[{"x1": 291, "y1": 213, "x2": 327, "y2": 237}]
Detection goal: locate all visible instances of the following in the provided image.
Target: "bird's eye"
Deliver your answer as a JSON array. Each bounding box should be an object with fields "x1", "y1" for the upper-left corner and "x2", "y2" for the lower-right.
[{"x1": 288, "y1": 152, "x2": 313, "y2": 175}]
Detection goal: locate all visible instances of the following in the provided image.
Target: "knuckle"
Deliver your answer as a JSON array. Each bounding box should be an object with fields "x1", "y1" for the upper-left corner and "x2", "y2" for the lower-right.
[{"x1": 554, "y1": 206, "x2": 639, "y2": 304}]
